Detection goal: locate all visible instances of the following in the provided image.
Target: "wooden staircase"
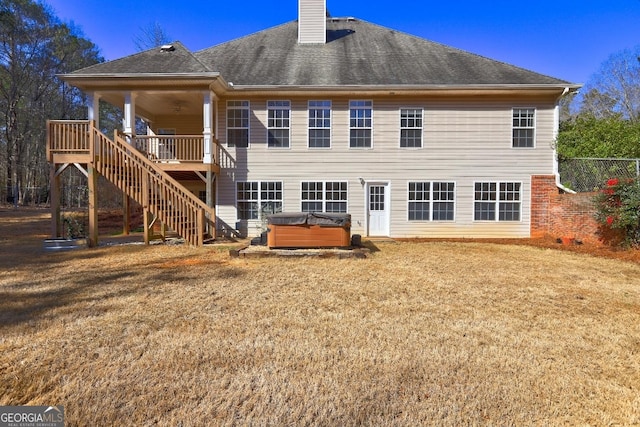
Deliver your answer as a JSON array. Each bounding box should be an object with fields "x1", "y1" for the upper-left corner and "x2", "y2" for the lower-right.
[{"x1": 48, "y1": 120, "x2": 215, "y2": 246}]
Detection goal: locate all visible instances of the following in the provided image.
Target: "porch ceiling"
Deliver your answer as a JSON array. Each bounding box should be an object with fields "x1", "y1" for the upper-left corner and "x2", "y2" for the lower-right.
[{"x1": 99, "y1": 90, "x2": 204, "y2": 121}]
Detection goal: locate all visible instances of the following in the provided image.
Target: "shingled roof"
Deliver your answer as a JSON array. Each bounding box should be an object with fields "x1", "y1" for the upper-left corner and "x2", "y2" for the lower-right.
[
  {"x1": 70, "y1": 18, "x2": 571, "y2": 88},
  {"x1": 195, "y1": 18, "x2": 570, "y2": 87},
  {"x1": 70, "y1": 41, "x2": 212, "y2": 75}
]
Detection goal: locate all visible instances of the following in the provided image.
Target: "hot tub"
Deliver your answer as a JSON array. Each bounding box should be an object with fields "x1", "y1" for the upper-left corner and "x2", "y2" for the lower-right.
[{"x1": 267, "y1": 212, "x2": 351, "y2": 248}]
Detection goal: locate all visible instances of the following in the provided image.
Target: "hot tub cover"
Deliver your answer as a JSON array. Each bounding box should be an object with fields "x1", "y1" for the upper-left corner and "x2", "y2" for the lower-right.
[{"x1": 267, "y1": 212, "x2": 351, "y2": 227}]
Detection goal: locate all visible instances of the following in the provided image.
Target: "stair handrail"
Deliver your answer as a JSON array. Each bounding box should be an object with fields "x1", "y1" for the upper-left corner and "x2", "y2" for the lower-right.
[{"x1": 90, "y1": 123, "x2": 215, "y2": 245}]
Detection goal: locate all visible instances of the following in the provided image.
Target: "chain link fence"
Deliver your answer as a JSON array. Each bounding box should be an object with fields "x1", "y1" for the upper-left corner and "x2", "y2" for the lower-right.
[{"x1": 558, "y1": 158, "x2": 640, "y2": 193}]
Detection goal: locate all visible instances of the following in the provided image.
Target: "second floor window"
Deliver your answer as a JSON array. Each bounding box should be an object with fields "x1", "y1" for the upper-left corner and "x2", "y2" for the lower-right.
[
  {"x1": 227, "y1": 101, "x2": 249, "y2": 148},
  {"x1": 512, "y1": 108, "x2": 535, "y2": 148},
  {"x1": 267, "y1": 100, "x2": 290, "y2": 148},
  {"x1": 349, "y1": 100, "x2": 372, "y2": 148},
  {"x1": 308, "y1": 100, "x2": 331, "y2": 148},
  {"x1": 400, "y1": 108, "x2": 423, "y2": 148}
]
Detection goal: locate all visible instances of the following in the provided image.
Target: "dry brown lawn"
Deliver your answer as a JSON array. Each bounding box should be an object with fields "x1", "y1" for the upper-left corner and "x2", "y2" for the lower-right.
[{"x1": 1, "y1": 207, "x2": 640, "y2": 426}]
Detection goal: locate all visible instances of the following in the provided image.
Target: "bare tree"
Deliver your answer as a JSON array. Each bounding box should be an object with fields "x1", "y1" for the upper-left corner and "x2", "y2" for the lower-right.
[
  {"x1": 0, "y1": 0, "x2": 101, "y2": 205},
  {"x1": 133, "y1": 21, "x2": 172, "y2": 51},
  {"x1": 578, "y1": 46, "x2": 640, "y2": 122}
]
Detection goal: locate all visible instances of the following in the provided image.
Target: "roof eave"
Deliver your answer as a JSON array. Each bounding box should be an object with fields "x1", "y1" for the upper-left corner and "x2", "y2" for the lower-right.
[
  {"x1": 220, "y1": 83, "x2": 583, "y2": 97},
  {"x1": 59, "y1": 72, "x2": 223, "y2": 91}
]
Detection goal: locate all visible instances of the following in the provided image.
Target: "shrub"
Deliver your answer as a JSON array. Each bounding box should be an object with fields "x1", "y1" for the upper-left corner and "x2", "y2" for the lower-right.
[
  {"x1": 594, "y1": 177, "x2": 640, "y2": 247},
  {"x1": 62, "y1": 214, "x2": 86, "y2": 239}
]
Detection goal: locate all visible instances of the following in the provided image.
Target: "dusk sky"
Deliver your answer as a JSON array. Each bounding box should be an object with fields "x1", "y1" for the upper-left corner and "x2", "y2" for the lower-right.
[{"x1": 46, "y1": 0, "x2": 640, "y2": 84}]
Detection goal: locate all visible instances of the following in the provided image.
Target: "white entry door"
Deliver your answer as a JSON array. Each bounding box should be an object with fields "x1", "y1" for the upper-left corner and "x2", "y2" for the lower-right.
[{"x1": 367, "y1": 183, "x2": 390, "y2": 236}]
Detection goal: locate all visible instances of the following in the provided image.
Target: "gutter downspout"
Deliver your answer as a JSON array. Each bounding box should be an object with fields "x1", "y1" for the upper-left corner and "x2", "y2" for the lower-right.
[{"x1": 553, "y1": 87, "x2": 576, "y2": 194}]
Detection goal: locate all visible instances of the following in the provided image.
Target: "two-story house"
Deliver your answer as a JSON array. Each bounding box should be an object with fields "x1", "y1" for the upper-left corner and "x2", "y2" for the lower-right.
[{"x1": 47, "y1": 0, "x2": 580, "y2": 246}]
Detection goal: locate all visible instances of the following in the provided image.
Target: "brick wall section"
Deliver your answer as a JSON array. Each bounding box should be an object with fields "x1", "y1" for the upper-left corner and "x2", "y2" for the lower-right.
[{"x1": 531, "y1": 175, "x2": 601, "y2": 244}]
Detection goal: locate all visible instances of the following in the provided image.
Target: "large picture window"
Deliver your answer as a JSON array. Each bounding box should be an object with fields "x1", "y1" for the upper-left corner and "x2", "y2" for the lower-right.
[
  {"x1": 400, "y1": 108, "x2": 423, "y2": 148},
  {"x1": 308, "y1": 100, "x2": 331, "y2": 148},
  {"x1": 512, "y1": 108, "x2": 535, "y2": 148},
  {"x1": 227, "y1": 101, "x2": 250, "y2": 148},
  {"x1": 237, "y1": 181, "x2": 283, "y2": 220},
  {"x1": 267, "y1": 100, "x2": 290, "y2": 148},
  {"x1": 301, "y1": 181, "x2": 348, "y2": 213},
  {"x1": 474, "y1": 182, "x2": 521, "y2": 221},
  {"x1": 349, "y1": 100, "x2": 372, "y2": 148},
  {"x1": 408, "y1": 181, "x2": 455, "y2": 221}
]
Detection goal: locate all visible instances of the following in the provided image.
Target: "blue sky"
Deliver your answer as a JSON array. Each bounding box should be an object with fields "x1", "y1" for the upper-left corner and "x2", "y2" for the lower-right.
[{"x1": 46, "y1": 0, "x2": 640, "y2": 84}]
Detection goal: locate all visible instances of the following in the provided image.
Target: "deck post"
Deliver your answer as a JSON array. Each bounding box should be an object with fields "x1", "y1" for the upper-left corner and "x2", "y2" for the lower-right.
[
  {"x1": 142, "y1": 176, "x2": 150, "y2": 245},
  {"x1": 143, "y1": 210, "x2": 151, "y2": 245},
  {"x1": 123, "y1": 194, "x2": 130, "y2": 235},
  {"x1": 206, "y1": 171, "x2": 214, "y2": 236},
  {"x1": 198, "y1": 209, "x2": 205, "y2": 246},
  {"x1": 87, "y1": 163, "x2": 99, "y2": 247},
  {"x1": 50, "y1": 163, "x2": 61, "y2": 238},
  {"x1": 161, "y1": 221, "x2": 167, "y2": 241}
]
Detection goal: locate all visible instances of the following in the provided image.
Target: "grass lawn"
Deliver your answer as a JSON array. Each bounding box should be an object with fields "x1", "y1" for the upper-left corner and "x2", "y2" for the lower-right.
[{"x1": 1, "y1": 207, "x2": 639, "y2": 425}]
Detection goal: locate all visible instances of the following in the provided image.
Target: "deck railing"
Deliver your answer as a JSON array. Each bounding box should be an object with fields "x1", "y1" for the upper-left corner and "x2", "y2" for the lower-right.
[
  {"x1": 48, "y1": 121, "x2": 219, "y2": 167},
  {"x1": 46, "y1": 120, "x2": 91, "y2": 160},
  {"x1": 133, "y1": 135, "x2": 204, "y2": 162}
]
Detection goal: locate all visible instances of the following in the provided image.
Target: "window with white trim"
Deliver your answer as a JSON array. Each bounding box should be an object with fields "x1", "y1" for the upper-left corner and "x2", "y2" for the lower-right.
[
  {"x1": 400, "y1": 108, "x2": 423, "y2": 148},
  {"x1": 512, "y1": 108, "x2": 535, "y2": 148},
  {"x1": 237, "y1": 181, "x2": 283, "y2": 220},
  {"x1": 349, "y1": 100, "x2": 372, "y2": 148},
  {"x1": 474, "y1": 182, "x2": 521, "y2": 221},
  {"x1": 227, "y1": 101, "x2": 249, "y2": 148},
  {"x1": 301, "y1": 181, "x2": 348, "y2": 213},
  {"x1": 308, "y1": 100, "x2": 331, "y2": 148},
  {"x1": 408, "y1": 181, "x2": 455, "y2": 221},
  {"x1": 267, "y1": 100, "x2": 290, "y2": 148}
]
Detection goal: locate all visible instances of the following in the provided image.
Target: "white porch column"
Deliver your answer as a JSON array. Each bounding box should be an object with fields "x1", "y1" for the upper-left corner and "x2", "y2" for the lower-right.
[
  {"x1": 203, "y1": 91, "x2": 215, "y2": 164},
  {"x1": 123, "y1": 92, "x2": 137, "y2": 137},
  {"x1": 87, "y1": 93, "x2": 100, "y2": 127}
]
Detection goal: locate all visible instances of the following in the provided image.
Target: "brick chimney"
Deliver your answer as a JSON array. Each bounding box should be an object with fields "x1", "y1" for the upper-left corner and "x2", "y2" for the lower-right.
[{"x1": 298, "y1": 0, "x2": 326, "y2": 44}]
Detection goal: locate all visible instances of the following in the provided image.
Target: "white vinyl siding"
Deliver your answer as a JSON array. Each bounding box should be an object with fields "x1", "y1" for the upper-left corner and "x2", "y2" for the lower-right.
[
  {"x1": 216, "y1": 98, "x2": 556, "y2": 239},
  {"x1": 298, "y1": 0, "x2": 326, "y2": 44}
]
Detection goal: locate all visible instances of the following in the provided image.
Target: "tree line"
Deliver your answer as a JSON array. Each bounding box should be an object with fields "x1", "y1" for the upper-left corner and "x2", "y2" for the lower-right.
[
  {"x1": 557, "y1": 46, "x2": 640, "y2": 159},
  {"x1": 0, "y1": 0, "x2": 101, "y2": 205}
]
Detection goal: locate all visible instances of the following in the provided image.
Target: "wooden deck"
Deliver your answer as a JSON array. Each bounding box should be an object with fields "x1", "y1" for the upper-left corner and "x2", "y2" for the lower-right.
[
  {"x1": 47, "y1": 120, "x2": 217, "y2": 247},
  {"x1": 47, "y1": 120, "x2": 220, "y2": 173}
]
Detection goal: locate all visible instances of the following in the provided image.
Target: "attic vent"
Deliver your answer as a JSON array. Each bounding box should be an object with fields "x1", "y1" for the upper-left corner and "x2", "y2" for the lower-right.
[
  {"x1": 330, "y1": 17, "x2": 356, "y2": 22},
  {"x1": 160, "y1": 44, "x2": 175, "y2": 52}
]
